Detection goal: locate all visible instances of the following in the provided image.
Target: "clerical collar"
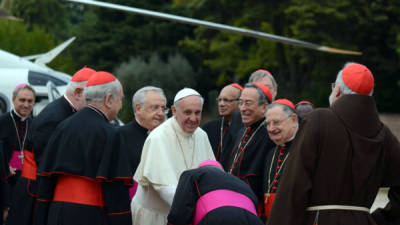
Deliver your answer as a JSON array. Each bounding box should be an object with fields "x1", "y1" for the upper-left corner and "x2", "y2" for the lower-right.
[
  {"x1": 135, "y1": 118, "x2": 149, "y2": 134},
  {"x1": 12, "y1": 109, "x2": 28, "y2": 121},
  {"x1": 249, "y1": 117, "x2": 265, "y2": 130},
  {"x1": 63, "y1": 94, "x2": 77, "y2": 112},
  {"x1": 87, "y1": 105, "x2": 108, "y2": 121},
  {"x1": 171, "y1": 116, "x2": 193, "y2": 138}
]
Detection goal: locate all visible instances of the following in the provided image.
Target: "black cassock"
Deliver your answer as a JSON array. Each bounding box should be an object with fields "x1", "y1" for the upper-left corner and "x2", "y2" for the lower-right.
[
  {"x1": 0, "y1": 140, "x2": 10, "y2": 225},
  {"x1": 202, "y1": 117, "x2": 232, "y2": 163},
  {"x1": 7, "y1": 96, "x2": 76, "y2": 225},
  {"x1": 0, "y1": 110, "x2": 31, "y2": 219},
  {"x1": 117, "y1": 120, "x2": 148, "y2": 174},
  {"x1": 0, "y1": 110, "x2": 31, "y2": 164},
  {"x1": 35, "y1": 106, "x2": 133, "y2": 225},
  {"x1": 226, "y1": 118, "x2": 274, "y2": 219},
  {"x1": 168, "y1": 166, "x2": 264, "y2": 225}
]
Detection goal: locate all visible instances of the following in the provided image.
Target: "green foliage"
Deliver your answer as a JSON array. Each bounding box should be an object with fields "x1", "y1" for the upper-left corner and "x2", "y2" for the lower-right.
[
  {"x1": 11, "y1": 0, "x2": 69, "y2": 39},
  {"x1": 0, "y1": 20, "x2": 76, "y2": 75},
  {"x1": 8, "y1": 0, "x2": 400, "y2": 112},
  {"x1": 115, "y1": 52, "x2": 196, "y2": 122}
]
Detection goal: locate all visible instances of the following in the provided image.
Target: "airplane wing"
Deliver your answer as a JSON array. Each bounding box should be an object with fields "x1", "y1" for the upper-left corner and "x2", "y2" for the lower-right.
[
  {"x1": 66, "y1": 0, "x2": 361, "y2": 55},
  {"x1": 22, "y1": 37, "x2": 76, "y2": 66}
]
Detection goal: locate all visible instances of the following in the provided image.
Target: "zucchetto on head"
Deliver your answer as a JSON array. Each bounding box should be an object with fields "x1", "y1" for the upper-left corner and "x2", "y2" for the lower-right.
[
  {"x1": 71, "y1": 66, "x2": 96, "y2": 82},
  {"x1": 174, "y1": 88, "x2": 201, "y2": 103},
  {"x1": 86, "y1": 71, "x2": 116, "y2": 87},
  {"x1": 342, "y1": 63, "x2": 374, "y2": 95}
]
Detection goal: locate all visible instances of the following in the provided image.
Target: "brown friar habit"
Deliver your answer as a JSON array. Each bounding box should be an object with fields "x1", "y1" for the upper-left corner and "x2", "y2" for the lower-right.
[
  {"x1": 202, "y1": 117, "x2": 232, "y2": 162},
  {"x1": 226, "y1": 118, "x2": 274, "y2": 219},
  {"x1": 266, "y1": 95, "x2": 400, "y2": 225},
  {"x1": 7, "y1": 96, "x2": 76, "y2": 225}
]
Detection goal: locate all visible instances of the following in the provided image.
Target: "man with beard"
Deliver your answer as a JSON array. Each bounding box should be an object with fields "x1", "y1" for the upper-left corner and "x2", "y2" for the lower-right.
[
  {"x1": 267, "y1": 63, "x2": 400, "y2": 225},
  {"x1": 202, "y1": 83, "x2": 242, "y2": 162},
  {"x1": 6, "y1": 67, "x2": 96, "y2": 225}
]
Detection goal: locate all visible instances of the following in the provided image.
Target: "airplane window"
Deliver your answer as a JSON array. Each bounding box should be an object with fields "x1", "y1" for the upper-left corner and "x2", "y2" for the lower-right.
[{"x1": 28, "y1": 71, "x2": 68, "y2": 86}]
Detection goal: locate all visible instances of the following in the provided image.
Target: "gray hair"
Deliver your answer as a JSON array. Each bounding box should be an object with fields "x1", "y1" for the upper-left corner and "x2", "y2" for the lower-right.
[
  {"x1": 244, "y1": 83, "x2": 268, "y2": 105},
  {"x1": 295, "y1": 104, "x2": 314, "y2": 115},
  {"x1": 335, "y1": 62, "x2": 373, "y2": 96},
  {"x1": 174, "y1": 95, "x2": 204, "y2": 109},
  {"x1": 84, "y1": 80, "x2": 120, "y2": 103},
  {"x1": 66, "y1": 81, "x2": 87, "y2": 95},
  {"x1": 266, "y1": 103, "x2": 295, "y2": 116},
  {"x1": 249, "y1": 70, "x2": 278, "y2": 89},
  {"x1": 132, "y1": 86, "x2": 166, "y2": 115},
  {"x1": 12, "y1": 84, "x2": 36, "y2": 100}
]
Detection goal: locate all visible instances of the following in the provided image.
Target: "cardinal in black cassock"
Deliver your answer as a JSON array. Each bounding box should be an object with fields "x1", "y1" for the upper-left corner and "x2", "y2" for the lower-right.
[
  {"x1": 35, "y1": 72, "x2": 133, "y2": 225},
  {"x1": 168, "y1": 160, "x2": 264, "y2": 225},
  {"x1": 226, "y1": 83, "x2": 275, "y2": 220},
  {"x1": 6, "y1": 67, "x2": 96, "y2": 225}
]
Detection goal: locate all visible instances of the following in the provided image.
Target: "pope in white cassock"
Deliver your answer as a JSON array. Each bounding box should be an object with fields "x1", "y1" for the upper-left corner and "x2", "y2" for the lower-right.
[{"x1": 131, "y1": 88, "x2": 215, "y2": 225}]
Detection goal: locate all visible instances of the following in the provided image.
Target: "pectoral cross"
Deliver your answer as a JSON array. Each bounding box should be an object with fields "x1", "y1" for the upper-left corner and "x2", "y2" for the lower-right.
[
  {"x1": 18, "y1": 152, "x2": 24, "y2": 164},
  {"x1": 264, "y1": 193, "x2": 270, "y2": 204}
]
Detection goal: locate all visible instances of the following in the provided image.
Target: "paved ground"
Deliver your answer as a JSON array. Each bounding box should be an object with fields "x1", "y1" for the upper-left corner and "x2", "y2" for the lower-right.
[{"x1": 370, "y1": 188, "x2": 389, "y2": 212}]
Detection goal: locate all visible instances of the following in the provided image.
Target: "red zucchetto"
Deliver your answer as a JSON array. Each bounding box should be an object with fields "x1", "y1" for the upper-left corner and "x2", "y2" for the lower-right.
[
  {"x1": 342, "y1": 63, "x2": 374, "y2": 95},
  {"x1": 86, "y1": 71, "x2": 116, "y2": 87}
]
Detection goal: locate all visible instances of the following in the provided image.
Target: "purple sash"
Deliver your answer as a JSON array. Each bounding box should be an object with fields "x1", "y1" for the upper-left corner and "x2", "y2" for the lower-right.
[
  {"x1": 194, "y1": 189, "x2": 257, "y2": 225},
  {"x1": 9, "y1": 151, "x2": 23, "y2": 171}
]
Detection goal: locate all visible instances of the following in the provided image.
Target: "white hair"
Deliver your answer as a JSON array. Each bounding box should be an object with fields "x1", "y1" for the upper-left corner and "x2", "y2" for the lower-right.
[
  {"x1": 335, "y1": 62, "x2": 373, "y2": 96},
  {"x1": 84, "y1": 80, "x2": 120, "y2": 103},
  {"x1": 66, "y1": 81, "x2": 87, "y2": 95},
  {"x1": 132, "y1": 86, "x2": 166, "y2": 115}
]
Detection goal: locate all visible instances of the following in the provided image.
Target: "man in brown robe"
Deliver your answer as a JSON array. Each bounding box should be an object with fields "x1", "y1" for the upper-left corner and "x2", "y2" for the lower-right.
[{"x1": 267, "y1": 63, "x2": 400, "y2": 225}]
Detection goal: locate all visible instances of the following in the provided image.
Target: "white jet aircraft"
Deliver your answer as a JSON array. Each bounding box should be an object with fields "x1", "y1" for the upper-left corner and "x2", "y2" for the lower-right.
[{"x1": 0, "y1": 37, "x2": 75, "y2": 115}]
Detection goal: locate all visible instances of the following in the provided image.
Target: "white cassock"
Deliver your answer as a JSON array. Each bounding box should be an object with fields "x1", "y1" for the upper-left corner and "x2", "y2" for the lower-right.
[{"x1": 131, "y1": 116, "x2": 215, "y2": 225}]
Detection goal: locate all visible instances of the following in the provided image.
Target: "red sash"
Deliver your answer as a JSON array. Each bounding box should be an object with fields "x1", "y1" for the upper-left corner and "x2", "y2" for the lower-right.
[
  {"x1": 264, "y1": 193, "x2": 276, "y2": 218},
  {"x1": 53, "y1": 175, "x2": 104, "y2": 207},
  {"x1": 21, "y1": 150, "x2": 37, "y2": 180}
]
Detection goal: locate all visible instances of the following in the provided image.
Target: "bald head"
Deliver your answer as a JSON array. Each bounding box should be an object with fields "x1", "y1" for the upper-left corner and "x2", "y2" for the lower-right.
[{"x1": 217, "y1": 85, "x2": 241, "y2": 120}]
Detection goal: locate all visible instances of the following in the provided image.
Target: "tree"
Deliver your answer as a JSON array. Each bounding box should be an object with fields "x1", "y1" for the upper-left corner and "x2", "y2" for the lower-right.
[
  {"x1": 115, "y1": 52, "x2": 197, "y2": 122},
  {"x1": 0, "y1": 20, "x2": 75, "y2": 74}
]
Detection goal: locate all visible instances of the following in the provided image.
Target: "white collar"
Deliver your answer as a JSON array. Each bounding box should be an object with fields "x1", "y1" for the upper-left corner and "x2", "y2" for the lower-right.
[
  {"x1": 12, "y1": 109, "x2": 28, "y2": 121},
  {"x1": 63, "y1": 94, "x2": 77, "y2": 111}
]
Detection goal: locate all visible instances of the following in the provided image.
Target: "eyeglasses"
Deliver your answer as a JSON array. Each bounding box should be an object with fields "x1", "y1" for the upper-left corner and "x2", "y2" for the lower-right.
[
  {"x1": 238, "y1": 99, "x2": 256, "y2": 107},
  {"x1": 147, "y1": 105, "x2": 170, "y2": 114},
  {"x1": 265, "y1": 115, "x2": 292, "y2": 127},
  {"x1": 216, "y1": 98, "x2": 238, "y2": 103}
]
